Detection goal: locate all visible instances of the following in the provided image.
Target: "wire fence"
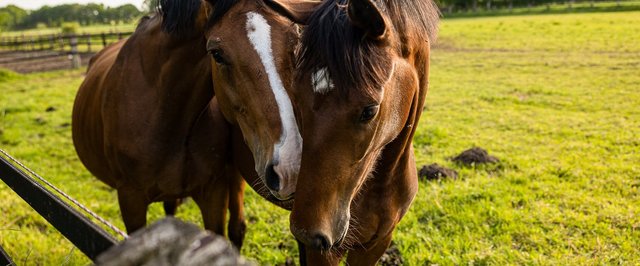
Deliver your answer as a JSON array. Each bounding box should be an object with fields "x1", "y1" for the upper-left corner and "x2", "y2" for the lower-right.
[{"x1": 0, "y1": 31, "x2": 133, "y2": 54}]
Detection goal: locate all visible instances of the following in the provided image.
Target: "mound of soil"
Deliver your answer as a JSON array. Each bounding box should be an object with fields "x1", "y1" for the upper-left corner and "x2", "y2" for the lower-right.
[
  {"x1": 379, "y1": 241, "x2": 404, "y2": 266},
  {"x1": 452, "y1": 147, "x2": 498, "y2": 165},
  {"x1": 419, "y1": 163, "x2": 458, "y2": 181}
]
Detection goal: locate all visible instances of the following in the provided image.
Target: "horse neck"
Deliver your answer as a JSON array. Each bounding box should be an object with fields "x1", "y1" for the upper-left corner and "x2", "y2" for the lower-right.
[
  {"x1": 111, "y1": 17, "x2": 213, "y2": 141},
  {"x1": 365, "y1": 8, "x2": 432, "y2": 187},
  {"x1": 386, "y1": 5, "x2": 432, "y2": 121},
  {"x1": 141, "y1": 16, "x2": 211, "y2": 113}
]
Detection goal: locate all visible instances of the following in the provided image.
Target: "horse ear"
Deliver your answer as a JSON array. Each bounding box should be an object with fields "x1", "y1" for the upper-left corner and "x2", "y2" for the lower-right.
[
  {"x1": 203, "y1": 0, "x2": 216, "y2": 8},
  {"x1": 347, "y1": 0, "x2": 387, "y2": 40},
  {"x1": 264, "y1": 0, "x2": 321, "y2": 25}
]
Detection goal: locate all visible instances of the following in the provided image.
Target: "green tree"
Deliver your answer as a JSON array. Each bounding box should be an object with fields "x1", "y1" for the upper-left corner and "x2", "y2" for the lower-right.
[
  {"x1": 144, "y1": 0, "x2": 161, "y2": 12},
  {"x1": 114, "y1": 4, "x2": 142, "y2": 23},
  {"x1": 15, "y1": 3, "x2": 142, "y2": 29},
  {"x1": 0, "y1": 5, "x2": 27, "y2": 30}
]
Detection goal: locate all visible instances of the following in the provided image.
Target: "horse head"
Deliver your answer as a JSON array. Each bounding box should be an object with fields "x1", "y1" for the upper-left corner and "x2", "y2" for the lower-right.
[
  {"x1": 269, "y1": 0, "x2": 439, "y2": 251},
  {"x1": 203, "y1": 0, "x2": 303, "y2": 201}
]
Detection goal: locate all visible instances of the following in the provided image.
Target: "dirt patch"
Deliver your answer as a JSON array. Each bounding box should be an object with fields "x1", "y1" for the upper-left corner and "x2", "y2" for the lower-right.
[
  {"x1": 452, "y1": 147, "x2": 499, "y2": 165},
  {"x1": 0, "y1": 50, "x2": 93, "y2": 73},
  {"x1": 419, "y1": 163, "x2": 458, "y2": 181},
  {"x1": 379, "y1": 241, "x2": 403, "y2": 266}
]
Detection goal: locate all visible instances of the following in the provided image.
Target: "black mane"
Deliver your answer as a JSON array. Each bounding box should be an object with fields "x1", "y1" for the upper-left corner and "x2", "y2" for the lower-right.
[
  {"x1": 158, "y1": 0, "x2": 203, "y2": 36},
  {"x1": 157, "y1": 0, "x2": 269, "y2": 36},
  {"x1": 297, "y1": 0, "x2": 440, "y2": 95},
  {"x1": 206, "y1": 0, "x2": 240, "y2": 27}
]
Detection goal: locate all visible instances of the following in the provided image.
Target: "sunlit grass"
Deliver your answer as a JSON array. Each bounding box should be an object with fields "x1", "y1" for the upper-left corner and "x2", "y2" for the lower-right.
[{"x1": 399, "y1": 11, "x2": 640, "y2": 265}]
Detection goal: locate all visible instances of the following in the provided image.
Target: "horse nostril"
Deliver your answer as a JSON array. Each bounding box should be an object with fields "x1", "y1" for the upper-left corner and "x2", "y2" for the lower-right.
[
  {"x1": 265, "y1": 164, "x2": 280, "y2": 192},
  {"x1": 311, "y1": 233, "x2": 331, "y2": 251}
]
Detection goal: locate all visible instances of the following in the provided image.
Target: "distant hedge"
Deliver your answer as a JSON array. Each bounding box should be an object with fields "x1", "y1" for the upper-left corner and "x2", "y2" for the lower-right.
[{"x1": 0, "y1": 3, "x2": 143, "y2": 30}]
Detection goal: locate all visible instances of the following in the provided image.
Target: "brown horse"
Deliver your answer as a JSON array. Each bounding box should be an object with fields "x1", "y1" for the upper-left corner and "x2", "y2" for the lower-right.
[
  {"x1": 72, "y1": 0, "x2": 304, "y2": 250},
  {"x1": 203, "y1": 0, "x2": 304, "y2": 203},
  {"x1": 267, "y1": 0, "x2": 440, "y2": 264},
  {"x1": 72, "y1": 2, "x2": 247, "y2": 247}
]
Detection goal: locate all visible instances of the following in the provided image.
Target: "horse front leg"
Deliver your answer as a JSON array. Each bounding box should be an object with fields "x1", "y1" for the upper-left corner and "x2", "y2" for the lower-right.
[
  {"x1": 163, "y1": 198, "x2": 183, "y2": 216},
  {"x1": 345, "y1": 232, "x2": 394, "y2": 266},
  {"x1": 298, "y1": 240, "x2": 307, "y2": 266},
  {"x1": 227, "y1": 167, "x2": 247, "y2": 249},
  {"x1": 117, "y1": 187, "x2": 149, "y2": 233},
  {"x1": 192, "y1": 178, "x2": 229, "y2": 236}
]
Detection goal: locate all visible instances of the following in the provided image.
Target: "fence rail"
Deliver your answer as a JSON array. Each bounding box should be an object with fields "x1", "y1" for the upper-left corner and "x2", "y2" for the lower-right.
[
  {"x1": 0, "y1": 153, "x2": 118, "y2": 261},
  {"x1": 0, "y1": 31, "x2": 133, "y2": 54},
  {"x1": 0, "y1": 244, "x2": 13, "y2": 265}
]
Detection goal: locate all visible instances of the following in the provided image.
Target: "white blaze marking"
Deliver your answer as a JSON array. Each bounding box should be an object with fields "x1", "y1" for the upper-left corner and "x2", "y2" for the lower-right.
[
  {"x1": 246, "y1": 12, "x2": 302, "y2": 179},
  {"x1": 312, "y1": 68, "x2": 335, "y2": 94}
]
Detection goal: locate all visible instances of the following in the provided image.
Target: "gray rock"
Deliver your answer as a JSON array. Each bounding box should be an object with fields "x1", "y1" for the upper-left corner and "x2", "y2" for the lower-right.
[{"x1": 94, "y1": 217, "x2": 252, "y2": 266}]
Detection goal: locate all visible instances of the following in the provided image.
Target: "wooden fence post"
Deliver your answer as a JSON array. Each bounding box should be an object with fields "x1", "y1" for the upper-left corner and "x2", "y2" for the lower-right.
[
  {"x1": 70, "y1": 34, "x2": 81, "y2": 69},
  {"x1": 59, "y1": 34, "x2": 65, "y2": 52},
  {"x1": 21, "y1": 34, "x2": 25, "y2": 51},
  {"x1": 86, "y1": 34, "x2": 92, "y2": 53},
  {"x1": 49, "y1": 35, "x2": 55, "y2": 50},
  {"x1": 101, "y1": 33, "x2": 107, "y2": 47},
  {"x1": 39, "y1": 36, "x2": 45, "y2": 51}
]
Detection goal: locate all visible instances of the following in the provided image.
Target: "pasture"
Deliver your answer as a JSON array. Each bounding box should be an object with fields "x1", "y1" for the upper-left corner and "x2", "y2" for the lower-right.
[{"x1": 1, "y1": 10, "x2": 639, "y2": 265}]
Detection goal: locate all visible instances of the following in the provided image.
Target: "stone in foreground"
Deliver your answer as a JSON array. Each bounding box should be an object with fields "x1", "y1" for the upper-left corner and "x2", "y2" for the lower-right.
[{"x1": 94, "y1": 217, "x2": 252, "y2": 266}]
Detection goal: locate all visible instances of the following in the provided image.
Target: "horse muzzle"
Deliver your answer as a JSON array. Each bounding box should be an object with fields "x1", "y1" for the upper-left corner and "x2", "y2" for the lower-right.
[
  {"x1": 290, "y1": 212, "x2": 350, "y2": 252},
  {"x1": 265, "y1": 162, "x2": 296, "y2": 200}
]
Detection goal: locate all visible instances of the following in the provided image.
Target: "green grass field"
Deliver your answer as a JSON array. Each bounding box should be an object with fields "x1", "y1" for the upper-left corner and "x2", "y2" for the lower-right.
[
  {"x1": 443, "y1": 0, "x2": 640, "y2": 18},
  {"x1": 1, "y1": 11, "x2": 639, "y2": 265}
]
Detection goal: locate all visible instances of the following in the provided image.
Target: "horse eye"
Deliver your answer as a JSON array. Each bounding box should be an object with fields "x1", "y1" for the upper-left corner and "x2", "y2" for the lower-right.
[
  {"x1": 360, "y1": 105, "x2": 379, "y2": 122},
  {"x1": 210, "y1": 49, "x2": 228, "y2": 65}
]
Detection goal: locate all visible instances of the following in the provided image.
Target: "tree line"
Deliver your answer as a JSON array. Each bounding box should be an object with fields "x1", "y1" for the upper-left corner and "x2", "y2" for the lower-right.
[{"x1": 0, "y1": 3, "x2": 143, "y2": 31}]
